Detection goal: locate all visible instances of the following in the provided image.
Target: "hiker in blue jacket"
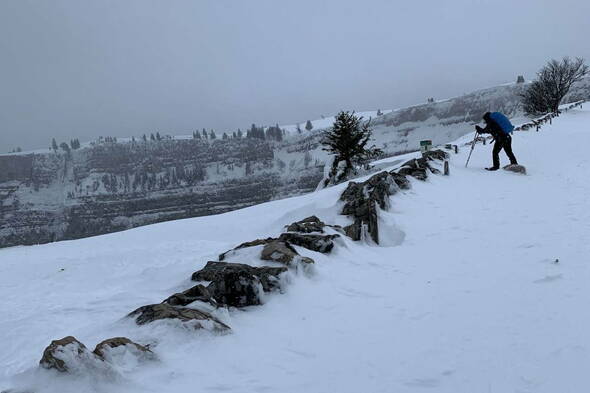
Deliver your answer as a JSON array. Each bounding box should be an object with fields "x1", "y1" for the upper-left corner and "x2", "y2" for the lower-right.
[{"x1": 476, "y1": 111, "x2": 518, "y2": 171}]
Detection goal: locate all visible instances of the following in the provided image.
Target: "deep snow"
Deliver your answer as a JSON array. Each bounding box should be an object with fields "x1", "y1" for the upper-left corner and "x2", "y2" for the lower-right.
[{"x1": 1, "y1": 107, "x2": 590, "y2": 393}]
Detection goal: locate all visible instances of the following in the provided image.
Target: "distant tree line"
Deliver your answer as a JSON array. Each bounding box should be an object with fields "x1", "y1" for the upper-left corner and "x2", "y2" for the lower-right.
[
  {"x1": 47, "y1": 118, "x2": 317, "y2": 154},
  {"x1": 50, "y1": 137, "x2": 81, "y2": 152}
]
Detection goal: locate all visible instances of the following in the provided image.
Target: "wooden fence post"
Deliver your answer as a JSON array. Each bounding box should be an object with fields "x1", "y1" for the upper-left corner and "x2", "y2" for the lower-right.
[{"x1": 444, "y1": 160, "x2": 449, "y2": 176}]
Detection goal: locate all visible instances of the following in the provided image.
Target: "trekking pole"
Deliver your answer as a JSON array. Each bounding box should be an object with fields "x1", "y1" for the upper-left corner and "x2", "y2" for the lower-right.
[{"x1": 465, "y1": 130, "x2": 478, "y2": 168}]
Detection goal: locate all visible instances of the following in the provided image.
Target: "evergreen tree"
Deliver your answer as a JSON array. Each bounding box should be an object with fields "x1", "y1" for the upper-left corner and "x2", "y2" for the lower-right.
[
  {"x1": 202, "y1": 129, "x2": 208, "y2": 139},
  {"x1": 296, "y1": 124, "x2": 302, "y2": 134},
  {"x1": 305, "y1": 120, "x2": 313, "y2": 131},
  {"x1": 142, "y1": 134, "x2": 147, "y2": 142},
  {"x1": 237, "y1": 129, "x2": 243, "y2": 138},
  {"x1": 59, "y1": 142, "x2": 70, "y2": 153},
  {"x1": 156, "y1": 132, "x2": 161, "y2": 141},
  {"x1": 52, "y1": 138, "x2": 58, "y2": 151},
  {"x1": 210, "y1": 130, "x2": 216, "y2": 139},
  {"x1": 321, "y1": 111, "x2": 382, "y2": 186},
  {"x1": 222, "y1": 132, "x2": 228, "y2": 140},
  {"x1": 150, "y1": 133, "x2": 155, "y2": 141},
  {"x1": 232, "y1": 132, "x2": 237, "y2": 138}
]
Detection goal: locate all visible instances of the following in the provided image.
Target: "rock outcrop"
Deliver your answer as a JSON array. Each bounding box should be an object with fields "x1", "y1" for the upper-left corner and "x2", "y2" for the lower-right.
[
  {"x1": 163, "y1": 284, "x2": 216, "y2": 307},
  {"x1": 340, "y1": 171, "x2": 399, "y2": 243},
  {"x1": 127, "y1": 303, "x2": 230, "y2": 330},
  {"x1": 218, "y1": 238, "x2": 275, "y2": 261},
  {"x1": 39, "y1": 336, "x2": 111, "y2": 374},
  {"x1": 284, "y1": 215, "x2": 329, "y2": 233},
  {"x1": 40, "y1": 336, "x2": 92, "y2": 373},
  {"x1": 278, "y1": 232, "x2": 339, "y2": 253},
  {"x1": 340, "y1": 150, "x2": 448, "y2": 243},
  {"x1": 260, "y1": 240, "x2": 315, "y2": 266},
  {"x1": 93, "y1": 337, "x2": 154, "y2": 362},
  {"x1": 389, "y1": 172, "x2": 411, "y2": 190},
  {"x1": 397, "y1": 151, "x2": 447, "y2": 180},
  {"x1": 190, "y1": 261, "x2": 287, "y2": 307},
  {"x1": 39, "y1": 336, "x2": 154, "y2": 376}
]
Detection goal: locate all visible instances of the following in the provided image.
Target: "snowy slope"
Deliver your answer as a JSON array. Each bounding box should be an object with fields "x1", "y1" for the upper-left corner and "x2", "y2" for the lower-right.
[{"x1": 1, "y1": 107, "x2": 590, "y2": 392}]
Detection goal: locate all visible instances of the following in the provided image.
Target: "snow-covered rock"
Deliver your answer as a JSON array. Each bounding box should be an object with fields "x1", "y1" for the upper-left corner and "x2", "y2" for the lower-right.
[
  {"x1": 191, "y1": 261, "x2": 287, "y2": 307},
  {"x1": 127, "y1": 303, "x2": 230, "y2": 331},
  {"x1": 39, "y1": 336, "x2": 112, "y2": 376},
  {"x1": 93, "y1": 337, "x2": 156, "y2": 369},
  {"x1": 260, "y1": 241, "x2": 314, "y2": 266}
]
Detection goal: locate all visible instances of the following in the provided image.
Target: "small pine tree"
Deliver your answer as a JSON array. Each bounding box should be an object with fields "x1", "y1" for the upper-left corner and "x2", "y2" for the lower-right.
[
  {"x1": 52, "y1": 138, "x2": 58, "y2": 151},
  {"x1": 305, "y1": 120, "x2": 313, "y2": 131},
  {"x1": 222, "y1": 132, "x2": 228, "y2": 140},
  {"x1": 321, "y1": 111, "x2": 382, "y2": 186},
  {"x1": 202, "y1": 129, "x2": 208, "y2": 139},
  {"x1": 237, "y1": 129, "x2": 243, "y2": 138},
  {"x1": 142, "y1": 134, "x2": 147, "y2": 142},
  {"x1": 210, "y1": 130, "x2": 216, "y2": 139},
  {"x1": 232, "y1": 132, "x2": 237, "y2": 138},
  {"x1": 156, "y1": 132, "x2": 161, "y2": 141},
  {"x1": 150, "y1": 133, "x2": 155, "y2": 141}
]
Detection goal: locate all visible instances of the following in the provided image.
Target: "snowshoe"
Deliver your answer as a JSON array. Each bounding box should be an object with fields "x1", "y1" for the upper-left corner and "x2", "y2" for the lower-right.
[{"x1": 503, "y1": 164, "x2": 527, "y2": 174}]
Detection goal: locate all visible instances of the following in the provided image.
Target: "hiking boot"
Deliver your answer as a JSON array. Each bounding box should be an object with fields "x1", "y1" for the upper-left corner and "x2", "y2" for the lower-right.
[{"x1": 485, "y1": 167, "x2": 499, "y2": 171}]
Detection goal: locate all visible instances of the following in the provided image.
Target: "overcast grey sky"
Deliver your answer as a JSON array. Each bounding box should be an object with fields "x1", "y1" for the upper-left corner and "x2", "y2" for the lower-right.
[{"x1": 1, "y1": 0, "x2": 589, "y2": 151}]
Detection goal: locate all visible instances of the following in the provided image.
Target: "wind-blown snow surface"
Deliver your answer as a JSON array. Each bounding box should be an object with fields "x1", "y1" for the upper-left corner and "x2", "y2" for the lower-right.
[{"x1": 1, "y1": 108, "x2": 590, "y2": 392}]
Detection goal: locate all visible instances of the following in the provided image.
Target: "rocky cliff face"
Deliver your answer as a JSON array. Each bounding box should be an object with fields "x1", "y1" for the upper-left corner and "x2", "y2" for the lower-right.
[
  {"x1": 1, "y1": 80, "x2": 587, "y2": 248},
  {"x1": 0, "y1": 138, "x2": 324, "y2": 248}
]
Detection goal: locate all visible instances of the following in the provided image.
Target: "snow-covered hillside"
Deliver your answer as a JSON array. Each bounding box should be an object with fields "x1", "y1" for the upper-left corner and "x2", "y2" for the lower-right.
[{"x1": 1, "y1": 106, "x2": 590, "y2": 393}]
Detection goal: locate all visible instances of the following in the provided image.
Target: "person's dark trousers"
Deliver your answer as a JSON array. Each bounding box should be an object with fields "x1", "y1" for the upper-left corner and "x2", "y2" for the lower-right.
[{"x1": 492, "y1": 134, "x2": 518, "y2": 169}]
